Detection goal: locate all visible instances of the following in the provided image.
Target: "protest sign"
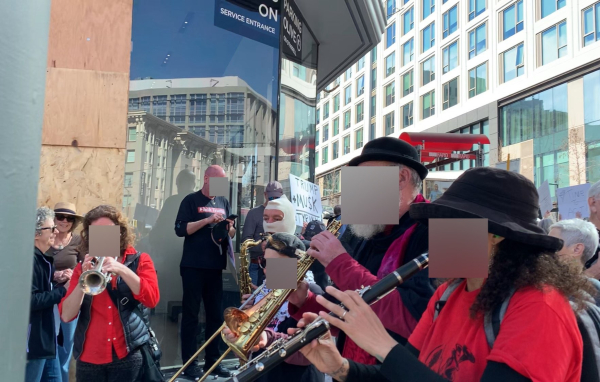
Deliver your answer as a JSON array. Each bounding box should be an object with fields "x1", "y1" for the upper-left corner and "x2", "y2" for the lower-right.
[
  {"x1": 556, "y1": 183, "x2": 591, "y2": 220},
  {"x1": 289, "y1": 174, "x2": 323, "y2": 226},
  {"x1": 537, "y1": 180, "x2": 553, "y2": 217}
]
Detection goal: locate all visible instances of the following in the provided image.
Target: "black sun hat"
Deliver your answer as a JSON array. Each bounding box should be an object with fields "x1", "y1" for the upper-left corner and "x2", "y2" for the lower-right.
[
  {"x1": 348, "y1": 136, "x2": 428, "y2": 180},
  {"x1": 409, "y1": 167, "x2": 563, "y2": 252}
]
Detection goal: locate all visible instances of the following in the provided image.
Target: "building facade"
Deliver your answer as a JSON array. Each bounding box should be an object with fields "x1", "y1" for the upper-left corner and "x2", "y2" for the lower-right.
[{"x1": 315, "y1": 0, "x2": 600, "y2": 205}]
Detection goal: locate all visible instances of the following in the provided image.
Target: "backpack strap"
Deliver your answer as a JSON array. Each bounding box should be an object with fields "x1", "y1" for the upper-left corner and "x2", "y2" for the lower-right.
[
  {"x1": 433, "y1": 279, "x2": 464, "y2": 321},
  {"x1": 483, "y1": 287, "x2": 517, "y2": 349}
]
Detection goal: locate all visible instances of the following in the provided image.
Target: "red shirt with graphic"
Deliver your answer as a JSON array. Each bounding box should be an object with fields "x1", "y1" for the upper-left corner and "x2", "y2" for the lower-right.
[{"x1": 408, "y1": 280, "x2": 582, "y2": 382}]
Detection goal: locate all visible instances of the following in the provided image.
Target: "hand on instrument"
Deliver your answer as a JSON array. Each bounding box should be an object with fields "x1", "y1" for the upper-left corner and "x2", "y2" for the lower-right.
[
  {"x1": 102, "y1": 257, "x2": 127, "y2": 276},
  {"x1": 241, "y1": 293, "x2": 255, "y2": 307},
  {"x1": 222, "y1": 327, "x2": 267, "y2": 353},
  {"x1": 315, "y1": 286, "x2": 398, "y2": 361},
  {"x1": 290, "y1": 312, "x2": 349, "y2": 377},
  {"x1": 288, "y1": 279, "x2": 309, "y2": 308},
  {"x1": 307, "y1": 231, "x2": 347, "y2": 267},
  {"x1": 82, "y1": 255, "x2": 94, "y2": 272},
  {"x1": 62, "y1": 268, "x2": 73, "y2": 280}
]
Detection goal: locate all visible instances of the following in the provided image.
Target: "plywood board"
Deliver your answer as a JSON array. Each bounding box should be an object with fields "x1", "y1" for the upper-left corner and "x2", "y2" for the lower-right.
[
  {"x1": 43, "y1": 68, "x2": 129, "y2": 149},
  {"x1": 37, "y1": 145, "x2": 125, "y2": 216},
  {"x1": 47, "y1": 0, "x2": 132, "y2": 73}
]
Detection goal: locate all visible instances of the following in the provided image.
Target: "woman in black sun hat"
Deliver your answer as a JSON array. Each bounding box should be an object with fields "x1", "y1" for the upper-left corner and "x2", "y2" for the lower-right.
[{"x1": 294, "y1": 167, "x2": 593, "y2": 382}]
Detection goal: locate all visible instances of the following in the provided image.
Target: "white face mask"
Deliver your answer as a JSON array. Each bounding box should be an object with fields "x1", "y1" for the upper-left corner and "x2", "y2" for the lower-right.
[
  {"x1": 350, "y1": 224, "x2": 387, "y2": 240},
  {"x1": 263, "y1": 195, "x2": 297, "y2": 234}
]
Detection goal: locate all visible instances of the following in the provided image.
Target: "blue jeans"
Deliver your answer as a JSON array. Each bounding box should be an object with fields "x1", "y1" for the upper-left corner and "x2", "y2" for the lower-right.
[
  {"x1": 25, "y1": 351, "x2": 61, "y2": 382},
  {"x1": 58, "y1": 317, "x2": 78, "y2": 381},
  {"x1": 249, "y1": 263, "x2": 261, "y2": 286}
]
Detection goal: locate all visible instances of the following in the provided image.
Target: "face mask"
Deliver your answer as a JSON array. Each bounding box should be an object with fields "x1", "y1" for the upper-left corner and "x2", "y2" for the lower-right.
[{"x1": 263, "y1": 195, "x2": 296, "y2": 234}]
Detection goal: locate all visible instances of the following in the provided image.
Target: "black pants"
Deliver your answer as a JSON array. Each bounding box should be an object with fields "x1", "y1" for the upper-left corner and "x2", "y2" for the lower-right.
[
  {"x1": 180, "y1": 267, "x2": 224, "y2": 367},
  {"x1": 76, "y1": 349, "x2": 143, "y2": 382}
]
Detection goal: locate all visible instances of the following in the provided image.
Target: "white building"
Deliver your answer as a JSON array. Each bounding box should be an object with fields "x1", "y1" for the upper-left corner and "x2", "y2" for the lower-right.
[{"x1": 315, "y1": 0, "x2": 600, "y2": 206}]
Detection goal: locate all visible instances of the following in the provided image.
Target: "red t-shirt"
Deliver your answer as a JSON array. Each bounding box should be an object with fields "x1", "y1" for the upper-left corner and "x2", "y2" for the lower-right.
[{"x1": 408, "y1": 280, "x2": 582, "y2": 382}]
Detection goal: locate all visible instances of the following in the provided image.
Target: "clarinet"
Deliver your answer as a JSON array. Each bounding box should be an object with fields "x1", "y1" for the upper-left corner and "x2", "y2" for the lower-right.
[{"x1": 227, "y1": 253, "x2": 429, "y2": 382}]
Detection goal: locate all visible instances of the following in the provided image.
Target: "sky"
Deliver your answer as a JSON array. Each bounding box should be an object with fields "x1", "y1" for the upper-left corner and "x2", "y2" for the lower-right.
[{"x1": 130, "y1": 0, "x2": 280, "y2": 105}]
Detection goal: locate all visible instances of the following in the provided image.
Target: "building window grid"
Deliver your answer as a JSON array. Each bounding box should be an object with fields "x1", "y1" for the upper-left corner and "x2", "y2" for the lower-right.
[
  {"x1": 443, "y1": 77, "x2": 459, "y2": 110},
  {"x1": 540, "y1": 21, "x2": 567, "y2": 66},
  {"x1": 345, "y1": 85, "x2": 352, "y2": 105},
  {"x1": 469, "y1": 23, "x2": 487, "y2": 59},
  {"x1": 422, "y1": 90, "x2": 436, "y2": 119},
  {"x1": 333, "y1": 118, "x2": 340, "y2": 136},
  {"x1": 357, "y1": 76, "x2": 365, "y2": 97},
  {"x1": 443, "y1": 5, "x2": 458, "y2": 39},
  {"x1": 501, "y1": 0, "x2": 524, "y2": 41},
  {"x1": 343, "y1": 135, "x2": 351, "y2": 155},
  {"x1": 387, "y1": 0, "x2": 396, "y2": 19},
  {"x1": 387, "y1": 23, "x2": 396, "y2": 48},
  {"x1": 333, "y1": 141, "x2": 339, "y2": 160},
  {"x1": 371, "y1": 94, "x2": 377, "y2": 118},
  {"x1": 323, "y1": 101, "x2": 330, "y2": 119},
  {"x1": 403, "y1": 102, "x2": 414, "y2": 128},
  {"x1": 403, "y1": 8, "x2": 414, "y2": 35},
  {"x1": 333, "y1": 93, "x2": 340, "y2": 112},
  {"x1": 403, "y1": 39, "x2": 414, "y2": 66},
  {"x1": 344, "y1": 110, "x2": 352, "y2": 130},
  {"x1": 540, "y1": 0, "x2": 566, "y2": 19},
  {"x1": 443, "y1": 40, "x2": 459, "y2": 74},
  {"x1": 385, "y1": 52, "x2": 396, "y2": 77},
  {"x1": 385, "y1": 112, "x2": 395, "y2": 135},
  {"x1": 402, "y1": 71, "x2": 414, "y2": 97},
  {"x1": 423, "y1": 0, "x2": 435, "y2": 19},
  {"x1": 469, "y1": 61, "x2": 488, "y2": 97},
  {"x1": 322, "y1": 147, "x2": 329, "y2": 164},
  {"x1": 501, "y1": 43, "x2": 525, "y2": 83},
  {"x1": 357, "y1": 56, "x2": 366, "y2": 71},
  {"x1": 371, "y1": 67, "x2": 377, "y2": 89},
  {"x1": 422, "y1": 22, "x2": 436, "y2": 53},
  {"x1": 345, "y1": 68, "x2": 352, "y2": 81},
  {"x1": 469, "y1": 0, "x2": 486, "y2": 21},
  {"x1": 422, "y1": 56, "x2": 436, "y2": 86},
  {"x1": 356, "y1": 102, "x2": 364, "y2": 123},
  {"x1": 356, "y1": 128, "x2": 364, "y2": 149},
  {"x1": 583, "y1": 3, "x2": 600, "y2": 47},
  {"x1": 385, "y1": 81, "x2": 396, "y2": 106}
]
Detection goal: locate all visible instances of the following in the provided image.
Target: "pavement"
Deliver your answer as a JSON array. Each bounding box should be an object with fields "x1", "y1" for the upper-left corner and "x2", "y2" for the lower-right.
[{"x1": 163, "y1": 360, "x2": 240, "y2": 382}]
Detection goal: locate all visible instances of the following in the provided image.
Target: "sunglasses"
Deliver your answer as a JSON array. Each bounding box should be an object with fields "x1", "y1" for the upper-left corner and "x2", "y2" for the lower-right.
[
  {"x1": 268, "y1": 196, "x2": 281, "y2": 201},
  {"x1": 56, "y1": 214, "x2": 76, "y2": 223},
  {"x1": 39, "y1": 226, "x2": 58, "y2": 233}
]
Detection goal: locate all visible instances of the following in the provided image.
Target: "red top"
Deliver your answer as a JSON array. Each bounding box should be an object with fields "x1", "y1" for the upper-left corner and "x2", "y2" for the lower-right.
[
  {"x1": 59, "y1": 247, "x2": 160, "y2": 364},
  {"x1": 408, "y1": 280, "x2": 582, "y2": 381}
]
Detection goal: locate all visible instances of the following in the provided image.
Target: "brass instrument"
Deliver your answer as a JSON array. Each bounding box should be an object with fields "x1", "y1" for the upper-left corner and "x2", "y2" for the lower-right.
[
  {"x1": 238, "y1": 235, "x2": 265, "y2": 301},
  {"x1": 169, "y1": 220, "x2": 342, "y2": 382},
  {"x1": 79, "y1": 257, "x2": 114, "y2": 296}
]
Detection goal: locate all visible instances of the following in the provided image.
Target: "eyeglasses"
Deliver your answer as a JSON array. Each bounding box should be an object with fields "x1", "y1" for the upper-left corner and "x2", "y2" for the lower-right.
[
  {"x1": 56, "y1": 214, "x2": 76, "y2": 223},
  {"x1": 39, "y1": 226, "x2": 58, "y2": 233}
]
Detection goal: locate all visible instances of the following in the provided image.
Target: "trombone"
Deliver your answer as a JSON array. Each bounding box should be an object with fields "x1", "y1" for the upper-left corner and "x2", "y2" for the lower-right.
[
  {"x1": 78, "y1": 257, "x2": 115, "y2": 296},
  {"x1": 168, "y1": 281, "x2": 267, "y2": 382}
]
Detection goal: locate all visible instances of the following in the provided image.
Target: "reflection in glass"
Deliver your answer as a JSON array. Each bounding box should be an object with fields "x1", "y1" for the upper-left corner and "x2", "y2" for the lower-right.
[{"x1": 503, "y1": 43, "x2": 524, "y2": 83}]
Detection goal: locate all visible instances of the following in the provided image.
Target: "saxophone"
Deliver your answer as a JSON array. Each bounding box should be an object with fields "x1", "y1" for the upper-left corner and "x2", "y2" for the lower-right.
[
  {"x1": 239, "y1": 236, "x2": 265, "y2": 301},
  {"x1": 221, "y1": 220, "x2": 342, "y2": 361}
]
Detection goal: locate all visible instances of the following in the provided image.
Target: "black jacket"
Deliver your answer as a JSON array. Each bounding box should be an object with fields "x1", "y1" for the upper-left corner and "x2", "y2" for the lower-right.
[{"x1": 28, "y1": 247, "x2": 67, "y2": 360}]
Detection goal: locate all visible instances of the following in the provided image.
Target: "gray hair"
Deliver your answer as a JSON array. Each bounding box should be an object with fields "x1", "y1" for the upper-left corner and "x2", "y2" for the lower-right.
[
  {"x1": 589, "y1": 180, "x2": 600, "y2": 200},
  {"x1": 35, "y1": 207, "x2": 55, "y2": 232},
  {"x1": 537, "y1": 217, "x2": 555, "y2": 234},
  {"x1": 550, "y1": 219, "x2": 599, "y2": 264},
  {"x1": 398, "y1": 164, "x2": 423, "y2": 190}
]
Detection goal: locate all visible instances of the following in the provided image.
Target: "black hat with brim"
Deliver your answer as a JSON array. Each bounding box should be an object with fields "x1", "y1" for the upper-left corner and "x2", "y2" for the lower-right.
[
  {"x1": 348, "y1": 137, "x2": 428, "y2": 180},
  {"x1": 409, "y1": 167, "x2": 563, "y2": 252},
  {"x1": 266, "y1": 233, "x2": 306, "y2": 258}
]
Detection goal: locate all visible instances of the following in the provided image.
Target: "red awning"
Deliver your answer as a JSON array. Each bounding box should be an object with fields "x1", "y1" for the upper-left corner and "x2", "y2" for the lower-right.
[{"x1": 399, "y1": 132, "x2": 490, "y2": 163}]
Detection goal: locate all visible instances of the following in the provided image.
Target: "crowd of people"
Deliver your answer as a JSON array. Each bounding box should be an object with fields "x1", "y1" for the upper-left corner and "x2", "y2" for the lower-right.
[{"x1": 26, "y1": 136, "x2": 600, "y2": 382}]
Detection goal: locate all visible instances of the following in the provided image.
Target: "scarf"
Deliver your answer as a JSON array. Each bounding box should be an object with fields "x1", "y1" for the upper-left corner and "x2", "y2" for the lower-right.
[{"x1": 341, "y1": 194, "x2": 429, "y2": 365}]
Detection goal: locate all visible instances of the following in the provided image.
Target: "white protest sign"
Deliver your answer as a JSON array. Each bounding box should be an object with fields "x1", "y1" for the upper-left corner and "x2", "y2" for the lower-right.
[
  {"x1": 289, "y1": 174, "x2": 323, "y2": 227},
  {"x1": 556, "y1": 183, "x2": 591, "y2": 220},
  {"x1": 537, "y1": 180, "x2": 553, "y2": 217}
]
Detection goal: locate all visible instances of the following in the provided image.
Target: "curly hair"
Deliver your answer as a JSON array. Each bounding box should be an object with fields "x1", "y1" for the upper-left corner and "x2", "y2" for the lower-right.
[
  {"x1": 469, "y1": 238, "x2": 596, "y2": 319},
  {"x1": 79, "y1": 205, "x2": 135, "y2": 256}
]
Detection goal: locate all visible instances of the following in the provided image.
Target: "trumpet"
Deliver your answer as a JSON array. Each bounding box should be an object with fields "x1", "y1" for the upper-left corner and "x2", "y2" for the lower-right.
[{"x1": 78, "y1": 257, "x2": 114, "y2": 296}]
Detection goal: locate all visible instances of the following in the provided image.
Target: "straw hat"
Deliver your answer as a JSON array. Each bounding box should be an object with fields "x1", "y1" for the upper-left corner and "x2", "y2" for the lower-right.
[{"x1": 53, "y1": 202, "x2": 84, "y2": 220}]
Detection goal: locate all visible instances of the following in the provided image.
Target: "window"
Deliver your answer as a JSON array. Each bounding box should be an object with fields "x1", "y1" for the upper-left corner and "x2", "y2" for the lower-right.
[
  {"x1": 541, "y1": 0, "x2": 566, "y2": 19},
  {"x1": 344, "y1": 86, "x2": 352, "y2": 105},
  {"x1": 322, "y1": 147, "x2": 329, "y2": 164},
  {"x1": 387, "y1": 0, "x2": 396, "y2": 19},
  {"x1": 468, "y1": 62, "x2": 487, "y2": 97},
  {"x1": 422, "y1": 22, "x2": 435, "y2": 52},
  {"x1": 356, "y1": 102, "x2": 364, "y2": 123},
  {"x1": 169, "y1": 94, "x2": 187, "y2": 124},
  {"x1": 385, "y1": 112, "x2": 395, "y2": 135},
  {"x1": 443, "y1": 6, "x2": 458, "y2": 39},
  {"x1": 333, "y1": 141, "x2": 339, "y2": 160},
  {"x1": 371, "y1": 46, "x2": 378, "y2": 63},
  {"x1": 343, "y1": 135, "x2": 351, "y2": 154},
  {"x1": 501, "y1": 43, "x2": 524, "y2": 83},
  {"x1": 443, "y1": 77, "x2": 459, "y2": 110},
  {"x1": 335, "y1": 76, "x2": 341, "y2": 86},
  {"x1": 422, "y1": 90, "x2": 435, "y2": 119},
  {"x1": 403, "y1": 8, "x2": 414, "y2": 34},
  {"x1": 583, "y1": 3, "x2": 600, "y2": 47},
  {"x1": 386, "y1": 23, "x2": 396, "y2": 48},
  {"x1": 124, "y1": 173, "x2": 133, "y2": 188},
  {"x1": 502, "y1": 0, "x2": 524, "y2": 41},
  {"x1": 371, "y1": 67, "x2": 377, "y2": 89},
  {"x1": 323, "y1": 101, "x2": 330, "y2": 119},
  {"x1": 316, "y1": 108, "x2": 321, "y2": 124},
  {"x1": 315, "y1": 151, "x2": 319, "y2": 167},
  {"x1": 356, "y1": 76, "x2": 365, "y2": 97},
  {"x1": 344, "y1": 110, "x2": 351, "y2": 129},
  {"x1": 126, "y1": 150, "x2": 135, "y2": 163},
  {"x1": 402, "y1": 71, "x2": 414, "y2": 96},
  {"x1": 385, "y1": 82, "x2": 396, "y2": 106},
  {"x1": 385, "y1": 52, "x2": 396, "y2": 77},
  {"x1": 128, "y1": 98, "x2": 139, "y2": 110},
  {"x1": 323, "y1": 124, "x2": 329, "y2": 142},
  {"x1": 541, "y1": 21, "x2": 567, "y2": 66},
  {"x1": 468, "y1": 23, "x2": 487, "y2": 59},
  {"x1": 443, "y1": 40, "x2": 459, "y2": 73},
  {"x1": 316, "y1": 129, "x2": 320, "y2": 146},
  {"x1": 369, "y1": 122, "x2": 376, "y2": 141},
  {"x1": 357, "y1": 56, "x2": 366, "y2": 71},
  {"x1": 423, "y1": 0, "x2": 435, "y2": 19},
  {"x1": 345, "y1": 68, "x2": 352, "y2": 81},
  {"x1": 371, "y1": 94, "x2": 377, "y2": 118},
  {"x1": 469, "y1": 0, "x2": 486, "y2": 21},
  {"x1": 402, "y1": 39, "x2": 414, "y2": 66},
  {"x1": 403, "y1": 102, "x2": 413, "y2": 127},
  {"x1": 422, "y1": 56, "x2": 435, "y2": 85},
  {"x1": 128, "y1": 127, "x2": 136, "y2": 141},
  {"x1": 333, "y1": 118, "x2": 340, "y2": 136},
  {"x1": 152, "y1": 95, "x2": 167, "y2": 119},
  {"x1": 333, "y1": 94, "x2": 340, "y2": 112},
  {"x1": 355, "y1": 128, "x2": 364, "y2": 149}
]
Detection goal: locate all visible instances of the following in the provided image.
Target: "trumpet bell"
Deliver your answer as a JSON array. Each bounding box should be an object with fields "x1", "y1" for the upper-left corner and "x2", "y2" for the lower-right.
[{"x1": 79, "y1": 270, "x2": 109, "y2": 295}]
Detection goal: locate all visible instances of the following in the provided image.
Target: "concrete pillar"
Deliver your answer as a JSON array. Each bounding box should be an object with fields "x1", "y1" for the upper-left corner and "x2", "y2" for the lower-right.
[{"x1": 0, "y1": 0, "x2": 51, "y2": 379}]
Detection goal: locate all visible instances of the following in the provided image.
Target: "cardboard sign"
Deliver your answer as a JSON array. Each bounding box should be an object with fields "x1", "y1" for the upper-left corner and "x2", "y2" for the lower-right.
[
  {"x1": 556, "y1": 183, "x2": 591, "y2": 220},
  {"x1": 537, "y1": 180, "x2": 553, "y2": 217},
  {"x1": 289, "y1": 174, "x2": 323, "y2": 226}
]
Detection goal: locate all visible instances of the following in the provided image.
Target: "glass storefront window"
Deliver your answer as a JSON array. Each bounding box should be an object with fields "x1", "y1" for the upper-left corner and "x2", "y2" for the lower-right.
[{"x1": 585, "y1": 69, "x2": 600, "y2": 182}]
